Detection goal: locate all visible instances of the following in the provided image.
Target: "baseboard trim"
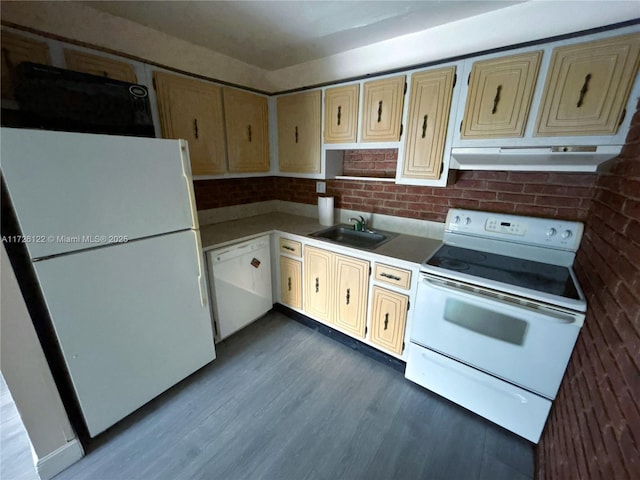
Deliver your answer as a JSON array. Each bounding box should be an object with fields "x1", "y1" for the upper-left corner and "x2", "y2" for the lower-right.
[
  {"x1": 35, "y1": 438, "x2": 84, "y2": 480},
  {"x1": 274, "y1": 303, "x2": 406, "y2": 373}
]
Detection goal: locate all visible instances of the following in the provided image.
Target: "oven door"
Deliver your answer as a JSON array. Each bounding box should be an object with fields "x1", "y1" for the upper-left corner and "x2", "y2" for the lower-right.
[{"x1": 412, "y1": 274, "x2": 583, "y2": 399}]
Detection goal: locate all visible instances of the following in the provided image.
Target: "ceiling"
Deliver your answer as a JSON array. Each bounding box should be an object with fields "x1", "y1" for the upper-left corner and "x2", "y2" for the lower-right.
[{"x1": 81, "y1": 1, "x2": 524, "y2": 71}]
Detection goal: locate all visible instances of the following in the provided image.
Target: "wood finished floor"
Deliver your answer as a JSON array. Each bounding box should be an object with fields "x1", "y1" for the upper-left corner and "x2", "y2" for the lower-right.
[{"x1": 4, "y1": 311, "x2": 534, "y2": 480}]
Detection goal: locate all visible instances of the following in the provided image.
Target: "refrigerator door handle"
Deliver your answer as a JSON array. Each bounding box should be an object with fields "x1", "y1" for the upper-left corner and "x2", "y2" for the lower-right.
[
  {"x1": 194, "y1": 231, "x2": 207, "y2": 307},
  {"x1": 180, "y1": 140, "x2": 199, "y2": 230}
]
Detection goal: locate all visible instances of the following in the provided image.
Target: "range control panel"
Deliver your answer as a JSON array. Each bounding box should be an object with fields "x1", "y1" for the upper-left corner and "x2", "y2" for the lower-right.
[{"x1": 446, "y1": 209, "x2": 584, "y2": 251}]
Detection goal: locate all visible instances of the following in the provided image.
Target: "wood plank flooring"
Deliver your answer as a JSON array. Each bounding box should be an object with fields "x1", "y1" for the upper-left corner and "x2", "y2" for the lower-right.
[{"x1": 3, "y1": 311, "x2": 534, "y2": 480}]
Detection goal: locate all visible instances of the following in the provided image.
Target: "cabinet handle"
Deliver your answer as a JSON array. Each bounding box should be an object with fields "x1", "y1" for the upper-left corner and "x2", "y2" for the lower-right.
[
  {"x1": 491, "y1": 85, "x2": 502, "y2": 114},
  {"x1": 380, "y1": 272, "x2": 401, "y2": 281},
  {"x1": 577, "y1": 74, "x2": 592, "y2": 108},
  {"x1": 377, "y1": 100, "x2": 383, "y2": 122},
  {"x1": 295, "y1": 126, "x2": 299, "y2": 143},
  {"x1": 384, "y1": 313, "x2": 389, "y2": 330},
  {"x1": 421, "y1": 114, "x2": 428, "y2": 138},
  {"x1": 247, "y1": 125, "x2": 252, "y2": 142},
  {"x1": 193, "y1": 118, "x2": 199, "y2": 139},
  {"x1": 346, "y1": 288, "x2": 350, "y2": 305},
  {"x1": 315, "y1": 277, "x2": 319, "y2": 293},
  {"x1": 282, "y1": 245, "x2": 295, "y2": 251},
  {"x1": 337, "y1": 105, "x2": 342, "y2": 126},
  {"x1": 288, "y1": 277, "x2": 292, "y2": 291}
]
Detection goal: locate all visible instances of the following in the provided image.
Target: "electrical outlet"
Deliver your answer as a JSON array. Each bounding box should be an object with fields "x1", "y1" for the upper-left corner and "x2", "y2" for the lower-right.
[{"x1": 316, "y1": 181, "x2": 326, "y2": 194}]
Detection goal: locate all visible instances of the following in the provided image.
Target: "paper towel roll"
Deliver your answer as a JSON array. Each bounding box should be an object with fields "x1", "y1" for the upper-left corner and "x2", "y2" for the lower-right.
[{"x1": 318, "y1": 196, "x2": 334, "y2": 226}]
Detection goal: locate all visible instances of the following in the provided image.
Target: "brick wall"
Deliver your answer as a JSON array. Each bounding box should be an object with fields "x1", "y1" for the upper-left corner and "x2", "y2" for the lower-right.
[
  {"x1": 536, "y1": 104, "x2": 640, "y2": 479},
  {"x1": 193, "y1": 177, "x2": 275, "y2": 210},
  {"x1": 343, "y1": 148, "x2": 398, "y2": 177}
]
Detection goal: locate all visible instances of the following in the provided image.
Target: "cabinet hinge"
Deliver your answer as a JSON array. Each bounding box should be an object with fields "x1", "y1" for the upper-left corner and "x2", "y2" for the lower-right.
[
  {"x1": 407, "y1": 300, "x2": 410, "y2": 311},
  {"x1": 453, "y1": 73, "x2": 457, "y2": 88},
  {"x1": 439, "y1": 162, "x2": 444, "y2": 177},
  {"x1": 365, "y1": 326, "x2": 368, "y2": 335},
  {"x1": 402, "y1": 341, "x2": 405, "y2": 352},
  {"x1": 152, "y1": 77, "x2": 157, "y2": 90},
  {"x1": 460, "y1": 121, "x2": 463, "y2": 133},
  {"x1": 404, "y1": 82, "x2": 408, "y2": 95},
  {"x1": 618, "y1": 108, "x2": 627, "y2": 128},
  {"x1": 369, "y1": 266, "x2": 372, "y2": 276},
  {"x1": 467, "y1": 73, "x2": 471, "y2": 85},
  {"x1": 399, "y1": 124, "x2": 403, "y2": 138}
]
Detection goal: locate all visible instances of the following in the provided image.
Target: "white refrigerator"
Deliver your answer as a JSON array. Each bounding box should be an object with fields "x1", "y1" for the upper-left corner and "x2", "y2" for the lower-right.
[{"x1": 1, "y1": 128, "x2": 216, "y2": 437}]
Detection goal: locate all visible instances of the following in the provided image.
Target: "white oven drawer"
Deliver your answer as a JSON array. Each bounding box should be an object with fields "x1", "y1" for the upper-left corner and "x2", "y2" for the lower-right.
[
  {"x1": 412, "y1": 274, "x2": 583, "y2": 399},
  {"x1": 405, "y1": 343, "x2": 550, "y2": 443}
]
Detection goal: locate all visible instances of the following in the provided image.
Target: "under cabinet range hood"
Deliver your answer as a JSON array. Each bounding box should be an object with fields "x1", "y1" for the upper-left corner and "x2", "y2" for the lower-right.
[{"x1": 449, "y1": 145, "x2": 622, "y2": 172}]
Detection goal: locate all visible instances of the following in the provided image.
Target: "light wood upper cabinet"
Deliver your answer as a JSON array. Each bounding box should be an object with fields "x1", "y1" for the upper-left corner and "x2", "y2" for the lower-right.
[
  {"x1": 303, "y1": 246, "x2": 333, "y2": 323},
  {"x1": 361, "y1": 76, "x2": 406, "y2": 142},
  {"x1": 277, "y1": 91, "x2": 321, "y2": 173},
  {"x1": 64, "y1": 49, "x2": 137, "y2": 83},
  {"x1": 535, "y1": 33, "x2": 640, "y2": 137},
  {"x1": 1, "y1": 31, "x2": 51, "y2": 100},
  {"x1": 402, "y1": 66, "x2": 456, "y2": 180},
  {"x1": 223, "y1": 88, "x2": 269, "y2": 173},
  {"x1": 324, "y1": 84, "x2": 359, "y2": 143},
  {"x1": 154, "y1": 72, "x2": 226, "y2": 176},
  {"x1": 461, "y1": 51, "x2": 542, "y2": 139},
  {"x1": 370, "y1": 286, "x2": 408, "y2": 355},
  {"x1": 280, "y1": 256, "x2": 302, "y2": 310},
  {"x1": 333, "y1": 254, "x2": 369, "y2": 339}
]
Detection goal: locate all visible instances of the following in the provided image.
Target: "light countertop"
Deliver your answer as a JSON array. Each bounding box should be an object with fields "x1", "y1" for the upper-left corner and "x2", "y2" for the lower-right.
[{"x1": 200, "y1": 212, "x2": 442, "y2": 265}]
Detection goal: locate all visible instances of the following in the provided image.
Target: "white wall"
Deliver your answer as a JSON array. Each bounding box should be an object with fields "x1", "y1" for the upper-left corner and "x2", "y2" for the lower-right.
[{"x1": 0, "y1": 245, "x2": 84, "y2": 479}]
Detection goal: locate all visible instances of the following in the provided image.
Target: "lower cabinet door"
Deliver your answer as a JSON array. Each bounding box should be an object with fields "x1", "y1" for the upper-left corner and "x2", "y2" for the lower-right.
[
  {"x1": 370, "y1": 286, "x2": 408, "y2": 354},
  {"x1": 333, "y1": 254, "x2": 369, "y2": 338},
  {"x1": 280, "y1": 256, "x2": 302, "y2": 310},
  {"x1": 303, "y1": 246, "x2": 334, "y2": 323}
]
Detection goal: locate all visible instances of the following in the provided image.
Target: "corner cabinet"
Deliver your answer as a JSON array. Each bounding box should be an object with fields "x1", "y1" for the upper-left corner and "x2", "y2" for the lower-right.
[
  {"x1": 277, "y1": 91, "x2": 322, "y2": 173},
  {"x1": 324, "y1": 84, "x2": 359, "y2": 143},
  {"x1": 400, "y1": 66, "x2": 457, "y2": 180},
  {"x1": 223, "y1": 88, "x2": 270, "y2": 173},
  {"x1": 64, "y1": 49, "x2": 137, "y2": 83},
  {"x1": 361, "y1": 76, "x2": 406, "y2": 142},
  {"x1": 154, "y1": 71, "x2": 227, "y2": 176},
  {"x1": 1, "y1": 30, "x2": 51, "y2": 100},
  {"x1": 534, "y1": 33, "x2": 640, "y2": 137},
  {"x1": 461, "y1": 51, "x2": 542, "y2": 139}
]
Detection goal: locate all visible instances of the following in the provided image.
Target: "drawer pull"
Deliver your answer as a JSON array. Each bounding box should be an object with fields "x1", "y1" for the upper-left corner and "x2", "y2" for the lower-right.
[
  {"x1": 384, "y1": 313, "x2": 389, "y2": 330},
  {"x1": 380, "y1": 272, "x2": 401, "y2": 281},
  {"x1": 282, "y1": 245, "x2": 295, "y2": 251}
]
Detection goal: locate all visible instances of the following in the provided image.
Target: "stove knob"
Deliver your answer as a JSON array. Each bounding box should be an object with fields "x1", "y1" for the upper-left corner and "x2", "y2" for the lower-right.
[
  {"x1": 453, "y1": 215, "x2": 461, "y2": 224},
  {"x1": 465, "y1": 217, "x2": 471, "y2": 225},
  {"x1": 562, "y1": 230, "x2": 573, "y2": 239},
  {"x1": 546, "y1": 228, "x2": 557, "y2": 237}
]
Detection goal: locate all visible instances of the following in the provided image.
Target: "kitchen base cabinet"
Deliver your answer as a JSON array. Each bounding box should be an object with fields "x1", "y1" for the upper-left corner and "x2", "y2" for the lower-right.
[
  {"x1": 280, "y1": 256, "x2": 302, "y2": 310},
  {"x1": 333, "y1": 254, "x2": 369, "y2": 338},
  {"x1": 370, "y1": 286, "x2": 408, "y2": 355},
  {"x1": 303, "y1": 246, "x2": 334, "y2": 323}
]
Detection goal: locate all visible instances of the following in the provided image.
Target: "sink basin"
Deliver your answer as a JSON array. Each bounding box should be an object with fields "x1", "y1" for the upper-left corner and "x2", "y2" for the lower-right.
[{"x1": 310, "y1": 225, "x2": 397, "y2": 250}]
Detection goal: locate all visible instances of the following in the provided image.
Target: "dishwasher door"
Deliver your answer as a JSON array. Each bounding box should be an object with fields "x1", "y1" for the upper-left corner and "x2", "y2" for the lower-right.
[{"x1": 208, "y1": 235, "x2": 273, "y2": 340}]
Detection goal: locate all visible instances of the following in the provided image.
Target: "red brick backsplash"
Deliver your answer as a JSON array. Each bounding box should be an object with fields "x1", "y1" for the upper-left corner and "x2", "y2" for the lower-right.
[
  {"x1": 343, "y1": 149, "x2": 398, "y2": 177},
  {"x1": 536, "y1": 102, "x2": 640, "y2": 479},
  {"x1": 193, "y1": 177, "x2": 275, "y2": 210}
]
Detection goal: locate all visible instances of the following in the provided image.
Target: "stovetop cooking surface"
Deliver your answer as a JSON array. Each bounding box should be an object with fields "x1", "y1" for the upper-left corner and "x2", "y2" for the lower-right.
[{"x1": 426, "y1": 245, "x2": 580, "y2": 300}]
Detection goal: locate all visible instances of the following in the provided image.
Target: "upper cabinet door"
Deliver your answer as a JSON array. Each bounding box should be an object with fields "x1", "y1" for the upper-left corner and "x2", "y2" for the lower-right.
[
  {"x1": 64, "y1": 49, "x2": 137, "y2": 83},
  {"x1": 361, "y1": 76, "x2": 406, "y2": 142},
  {"x1": 154, "y1": 72, "x2": 227, "y2": 176},
  {"x1": 402, "y1": 66, "x2": 456, "y2": 180},
  {"x1": 223, "y1": 88, "x2": 269, "y2": 173},
  {"x1": 535, "y1": 33, "x2": 640, "y2": 137},
  {"x1": 324, "y1": 84, "x2": 359, "y2": 143},
  {"x1": 462, "y1": 51, "x2": 542, "y2": 139},
  {"x1": 1, "y1": 31, "x2": 51, "y2": 100},
  {"x1": 277, "y1": 90, "x2": 321, "y2": 173}
]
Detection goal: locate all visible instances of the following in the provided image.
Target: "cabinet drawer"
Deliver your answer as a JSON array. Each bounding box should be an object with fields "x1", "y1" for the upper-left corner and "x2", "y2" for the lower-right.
[
  {"x1": 279, "y1": 238, "x2": 302, "y2": 257},
  {"x1": 374, "y1": 263, "x2": 411, "y2": 290}
]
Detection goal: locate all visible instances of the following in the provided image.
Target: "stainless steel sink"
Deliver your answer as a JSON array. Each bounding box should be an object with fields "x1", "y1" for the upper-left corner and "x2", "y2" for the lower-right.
[{"x1": 310, "y1": 224, "x2": 397, "y2": 250}]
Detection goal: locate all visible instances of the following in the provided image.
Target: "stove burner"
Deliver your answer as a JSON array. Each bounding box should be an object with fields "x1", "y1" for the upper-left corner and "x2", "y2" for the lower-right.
[
  {"x1": 438, "y1": 259, "x2": 470, "y2": 271},
  {"x1": 446, "y1": 248, "x2": 487, "y2": 264}
]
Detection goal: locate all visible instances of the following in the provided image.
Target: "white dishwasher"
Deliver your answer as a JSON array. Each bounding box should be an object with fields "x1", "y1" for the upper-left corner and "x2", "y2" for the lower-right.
[{"x1": 207, "y1": 235, "x2": 273, "y2": 340}]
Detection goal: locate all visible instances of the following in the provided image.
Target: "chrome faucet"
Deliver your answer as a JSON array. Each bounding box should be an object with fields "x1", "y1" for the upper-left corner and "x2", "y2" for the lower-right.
[{"x1": 348, "y1": 215, "x2": 366, "y2": 231}]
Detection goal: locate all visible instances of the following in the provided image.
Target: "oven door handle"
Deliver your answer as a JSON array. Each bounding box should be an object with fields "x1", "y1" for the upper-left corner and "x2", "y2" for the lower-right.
[{"x1": 420, "y1": 274, "x2": 579, "y2": 325}]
